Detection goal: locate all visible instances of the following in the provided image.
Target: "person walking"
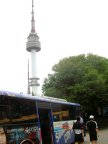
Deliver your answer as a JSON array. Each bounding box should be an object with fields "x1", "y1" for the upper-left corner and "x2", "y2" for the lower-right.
[
  {"x1": 86, "y1": 115, "x2": 99, "y2": 144},
  {"x1": 73, "y1": 116, "x2": 84, "y2": 144},
  {"x1": 79, "y1": 114, "x2": 86, "y2": 137}
]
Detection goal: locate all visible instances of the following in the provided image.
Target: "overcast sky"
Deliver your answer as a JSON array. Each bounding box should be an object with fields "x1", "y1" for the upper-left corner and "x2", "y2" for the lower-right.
[{"x1": 0, "y1": 0, "x2": 108, "y2": 94}]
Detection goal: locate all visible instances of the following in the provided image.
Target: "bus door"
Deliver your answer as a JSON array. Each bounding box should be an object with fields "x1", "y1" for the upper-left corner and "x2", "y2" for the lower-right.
[{"x1": 38, "y1": 108, "x2": 53, "y2": 144}]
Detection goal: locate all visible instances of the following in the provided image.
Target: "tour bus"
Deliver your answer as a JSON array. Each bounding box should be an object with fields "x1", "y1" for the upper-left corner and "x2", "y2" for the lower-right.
[{"x1": 0, "y1": 90, "x2": 80, "y2": 144}]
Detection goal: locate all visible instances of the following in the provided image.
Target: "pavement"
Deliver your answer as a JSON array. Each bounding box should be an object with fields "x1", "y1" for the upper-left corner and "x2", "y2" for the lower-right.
[{"x1": 84, "y1": 127, "x2": 108, "y2": 144}]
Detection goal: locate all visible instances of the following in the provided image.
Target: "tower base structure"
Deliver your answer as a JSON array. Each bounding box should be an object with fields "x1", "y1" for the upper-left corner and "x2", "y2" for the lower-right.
[{"x1": 29, "y1": 77, "x2": 40, "y2": 96}]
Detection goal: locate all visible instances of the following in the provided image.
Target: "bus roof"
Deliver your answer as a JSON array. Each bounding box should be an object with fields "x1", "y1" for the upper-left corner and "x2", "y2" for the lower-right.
[{"x1": 0, "y1": 90, "x2": 80, "y2": 106}]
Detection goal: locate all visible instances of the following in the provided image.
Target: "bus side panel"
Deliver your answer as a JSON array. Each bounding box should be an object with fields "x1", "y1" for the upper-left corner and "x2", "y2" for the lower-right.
[
  {"x1": 53, "y1": 120, "x2": 75, "y2": 144},
  {"x1": 0, "y1": 124, "x2": 40, "y2": 144}
]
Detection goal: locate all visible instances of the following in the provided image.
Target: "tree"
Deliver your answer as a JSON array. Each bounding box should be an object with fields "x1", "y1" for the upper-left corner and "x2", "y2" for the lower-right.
[{"x1": 42, "y1": 54, "x2": 108, "y2": 114}]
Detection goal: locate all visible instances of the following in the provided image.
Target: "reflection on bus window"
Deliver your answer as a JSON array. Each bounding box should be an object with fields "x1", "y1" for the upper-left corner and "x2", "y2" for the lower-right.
[
  {"x1": 53, "y1": 115, "x2": 60, "y2": 121},
  {"x1": 53, "y1": 111, "x2": 70, "y2": 121}
]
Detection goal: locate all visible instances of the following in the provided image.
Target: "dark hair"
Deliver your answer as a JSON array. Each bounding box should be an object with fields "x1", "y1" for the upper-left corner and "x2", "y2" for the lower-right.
[{"x1": 77, "y1": 116, "x2": 80, "y2": 121}]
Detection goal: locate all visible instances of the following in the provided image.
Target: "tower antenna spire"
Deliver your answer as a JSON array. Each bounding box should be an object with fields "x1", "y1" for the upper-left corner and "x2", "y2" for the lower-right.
[{"x1": 31, "y1": 0, "x2": 35, "y2": 33}]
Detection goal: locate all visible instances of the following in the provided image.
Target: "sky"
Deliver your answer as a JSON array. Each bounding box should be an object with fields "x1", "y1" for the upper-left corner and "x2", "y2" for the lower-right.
[{"x1": 0, "y1": 0, "x2": 108, "y2": 95}]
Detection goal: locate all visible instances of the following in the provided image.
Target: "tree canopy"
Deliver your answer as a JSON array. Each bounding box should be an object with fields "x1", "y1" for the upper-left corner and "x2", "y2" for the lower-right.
[{"x1": 42, "y1": 54, "x2": 108, "y2": 114}]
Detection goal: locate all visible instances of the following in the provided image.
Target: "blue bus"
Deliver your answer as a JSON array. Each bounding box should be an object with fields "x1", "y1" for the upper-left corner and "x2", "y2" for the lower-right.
[{"x1": 0, "y1": 90, "x2": 80, "y2": 144}]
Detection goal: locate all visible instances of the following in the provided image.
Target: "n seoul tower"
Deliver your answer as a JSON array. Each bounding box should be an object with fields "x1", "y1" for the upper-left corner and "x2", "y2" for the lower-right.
[{"x1": 26, "y1": 0, "x2": 41, "y2": 95}]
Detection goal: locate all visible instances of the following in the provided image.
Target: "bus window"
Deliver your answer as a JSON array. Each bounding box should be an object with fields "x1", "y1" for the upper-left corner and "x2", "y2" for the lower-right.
[
  {"x1": 0, "y1": 95, "x2": 10, "y2": 124},
  {"x1": 0, "y1": 95, "x2": 38, "y2": 124},
  {"x1": 52, "y1": 103, "x2": 76, "y2": 121},
  {"x1": 9, "y1": 97, "x2": 38, "y2": 123}
]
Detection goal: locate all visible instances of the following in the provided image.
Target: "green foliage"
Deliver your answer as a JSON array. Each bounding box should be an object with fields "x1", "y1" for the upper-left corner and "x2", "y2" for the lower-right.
[{"x1": 42, "y1": 54, "x2": 108, "y2": 113}]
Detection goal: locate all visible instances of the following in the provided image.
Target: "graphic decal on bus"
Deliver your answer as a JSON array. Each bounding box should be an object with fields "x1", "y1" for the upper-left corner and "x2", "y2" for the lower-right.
[
  {"x1": 0, "y1": 125, "x2": 40, "y2": 144},
  {"x1": 0, "y1": 127, "x2": 6, "y2": 144},
  {"x1": 53, "y1": 120, "x2": 75, "y2": 144}
]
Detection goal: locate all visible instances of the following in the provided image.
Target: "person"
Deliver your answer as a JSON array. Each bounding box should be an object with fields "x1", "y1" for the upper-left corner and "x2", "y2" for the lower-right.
[
  {"x1": 86, "y1": 115, "x2": 99, "y2": 144},
  {"x1": 79, "y1": 115, "x2": 84, "y2": 124},
  {"x1": 79, "y1": 114, "x2": 86, "y2": 137},
  {"x1": 73, "y1": 116, "x2": 84, "y2": 144}
]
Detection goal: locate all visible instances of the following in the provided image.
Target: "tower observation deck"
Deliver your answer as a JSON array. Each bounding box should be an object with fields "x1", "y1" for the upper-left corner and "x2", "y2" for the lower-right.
[{"x1": 26, "y1": 0, "x2": 41, "y2": 95}]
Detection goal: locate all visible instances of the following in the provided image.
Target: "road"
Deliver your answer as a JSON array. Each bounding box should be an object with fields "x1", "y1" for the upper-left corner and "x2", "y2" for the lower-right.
[{"x1": 84, "y1": 128, "x2": 108, "y2": 144}]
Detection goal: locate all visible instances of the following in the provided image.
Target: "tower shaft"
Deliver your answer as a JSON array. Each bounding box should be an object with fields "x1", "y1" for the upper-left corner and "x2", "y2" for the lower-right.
[
  {"x1": 27, "y1": 59, "x2": 30, "y2": 94},
  {"x1": 31, "y1": 50, "x2": 37, "y2": 77}
]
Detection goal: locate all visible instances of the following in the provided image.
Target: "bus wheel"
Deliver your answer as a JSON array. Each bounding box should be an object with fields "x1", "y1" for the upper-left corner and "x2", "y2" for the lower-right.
[{"x1": 20, "y1": 139, "x2": 34, "y2": 144}]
